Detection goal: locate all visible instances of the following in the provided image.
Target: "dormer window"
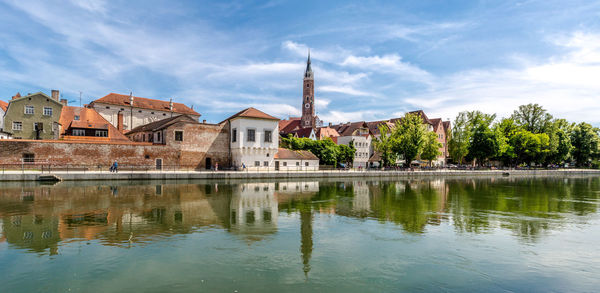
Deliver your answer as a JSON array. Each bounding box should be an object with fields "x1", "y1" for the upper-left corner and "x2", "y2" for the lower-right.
[{"x1": 74, "y1": 115, "x2": 80, "y2": 121}]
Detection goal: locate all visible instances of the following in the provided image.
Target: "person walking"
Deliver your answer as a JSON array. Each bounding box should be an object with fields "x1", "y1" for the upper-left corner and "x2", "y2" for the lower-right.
[
  {"x1": 215, "y1": 162, "x2": 219, "y2": 171},
  {"x1": 111, "y1": 161, "x2": 118, "y2": 173}
]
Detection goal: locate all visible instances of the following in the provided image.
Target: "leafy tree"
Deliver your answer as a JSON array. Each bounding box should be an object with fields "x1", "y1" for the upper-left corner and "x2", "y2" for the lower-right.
[
  {"x1": 373, "y1": 123, "x2": 396, "y2": 167},
  {"x1": 510, "y1": 130, "x2": 550, "y2": 165},
  {"x1": 511, "y1": 103, "x2": 553, "y2": 134},
  {"x1": 392, "y1": 113, "x2": 426, "y2": 167},
  {"x1": 421, "y1": 131, "x2": 442, "y2": 166},
  {"x1": 338, "y1": 143, "x2": 356, "y2": 166},
  {"x1": 570, "y1": 122, "x2": 600, "y2": 167},
  {"x1": 467, "y1": 114, "x2": 498, "y2": 165},
  {"x1": 543, "y1": 120, "x2": 573, "y2": 165},
  {"x1": 281, "y1": 136, "x2": 354, "y2": 167},
  {"x1": 448, "y1": 112, "x2": 471, "y2": 164}
]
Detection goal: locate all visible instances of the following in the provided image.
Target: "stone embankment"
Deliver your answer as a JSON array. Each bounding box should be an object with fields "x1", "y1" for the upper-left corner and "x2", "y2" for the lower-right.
[{"x1": 0, "y1": 169, "x2": 599, "y2": 182}]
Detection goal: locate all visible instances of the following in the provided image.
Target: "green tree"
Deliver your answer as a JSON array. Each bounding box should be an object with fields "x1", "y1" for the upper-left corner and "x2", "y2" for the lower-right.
[
  {"x1": 510, "y1": 130, "x2": 550, "y2": 165},
  {"x1": 448, "y1": 112, "x2": 471, "y2": 164},
  {"x1": 511, "y1": 103, "x2": 553, "y2": 134},
  {"x1": 570, "y1": 122, "x2": 600, "y2": 167},
  {"x1": 421, "y1": 131, "x2": 442, "y2": 166},
  {"x1": 392, "y1": 113, "x2": 426, "y2": 167},
  {"x1": 373, "y1": 123, "x2": 396, "y2": 167},
  {"x1": 338, "y1": 143, "x2": 356, "y2": 166},
  {"x1": 467, "y1": 114, "x2": 498, "y2": 166}
]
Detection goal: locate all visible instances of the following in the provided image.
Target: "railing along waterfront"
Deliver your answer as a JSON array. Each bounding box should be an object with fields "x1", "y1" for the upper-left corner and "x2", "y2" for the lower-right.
[{"x1": 0, "y1": 162, "x2": 583, "y2": 174}]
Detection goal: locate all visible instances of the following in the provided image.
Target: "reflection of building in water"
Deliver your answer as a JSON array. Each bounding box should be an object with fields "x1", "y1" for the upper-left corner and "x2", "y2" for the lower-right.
[
  {"x1": 352, "y1": 181, "x2": 371, "y2": 213},
  {"x1": 300, "y1": 207, "x2": 313, "y2": 278},
  {"x1": 229, "y1": 183, "x2": 279, "y2": 241},
  {"x1": 1, "y1": 214, "x2": 60, "y2": 255},
  {"x1": 275, "y1": 181, "x2": 319, "y2": 194}
]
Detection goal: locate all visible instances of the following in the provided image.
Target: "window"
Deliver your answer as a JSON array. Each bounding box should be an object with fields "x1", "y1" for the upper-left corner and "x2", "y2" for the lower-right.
[
  {"x1": 25, "y1": 105, "x2": 34, "y2": 115},
  {"x1": 283, "y1": 162, "x2": 287, "y2": 166},
  {"x1": 247, "y1": 129, "x2": 255, "y2": 142},
  {"x1": 22, "y1": 153, "x2": 35, "y2": 163},
  {"x1": 175, "y1": 131, "x2": 183, "y2": 141},
  {"x1": 33, "y1": 122, "x2": 43, "y2": 131},
  {"x1": 296, "y1": 162, "x2": 300, "y2": 166},
  {"x1": 12, "y1": 122, "x2": 22, "y2": 131},
  {"x1": 264, "y1": 161, "x2": 268, "y2": 167},
  {"x1": 74, "y1": 115, "x2": 80, "y2": 121},
  {"x1": 232, "y1": 128, "x2": 237, "y2": 142},
  {"x1": 95, "y1": 130, "x2": 108, "y2": 137},
  {"x1": 254, "y1": 161, "x2": 260, "y2": 167},
  {"x1": 305, "y1": 162, "x2": 309, "y2": 166},
  {"x1": 157, "y1": 132, "x2": 161, "y2": 142},
  {"x1": 73, "y1": 129, "x2": 85, "y2": 136},
  {"x1": 120, "y1": 108, "x2": 125, "y2": 111},
  {"x1": 151, "y1": 112, "x2": 155, "y2": 114},
  {"x1": 163, "y1": 113, "x2": 166, "y2": 116},
  {"x1": 43, "y1": 107, "x2": 53, "y2": 116},
  {"x1": 264, "y1": 130, "x2": 272, "y2": 143}
]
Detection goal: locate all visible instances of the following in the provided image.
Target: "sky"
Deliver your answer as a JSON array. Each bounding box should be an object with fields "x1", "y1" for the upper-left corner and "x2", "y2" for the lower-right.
[{"x1": 1, "y1": 0, "x2": 600, "y2": 125}]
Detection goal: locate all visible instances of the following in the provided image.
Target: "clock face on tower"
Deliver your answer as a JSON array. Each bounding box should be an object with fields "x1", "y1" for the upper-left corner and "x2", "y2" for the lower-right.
[{"x1": 305, "y1": 103, "x2": 310, "y2": 108}]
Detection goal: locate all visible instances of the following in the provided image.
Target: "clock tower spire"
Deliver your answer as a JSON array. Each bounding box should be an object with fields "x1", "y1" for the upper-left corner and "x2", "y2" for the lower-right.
[{"x1": 301, "y1": 50, "x2": 315, "y2": 128}]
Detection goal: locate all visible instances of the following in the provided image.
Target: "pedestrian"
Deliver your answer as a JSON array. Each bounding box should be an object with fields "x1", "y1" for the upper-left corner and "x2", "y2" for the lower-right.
[
  {"x1": 111, "y1": 161, "x2": 118, "y2": 173},
  {"x1": 215, "y1": 162, "x2": 219, "y2": 171},
  {"x1": 242, "y1": 162, "x2": 246, "y2": 170}
]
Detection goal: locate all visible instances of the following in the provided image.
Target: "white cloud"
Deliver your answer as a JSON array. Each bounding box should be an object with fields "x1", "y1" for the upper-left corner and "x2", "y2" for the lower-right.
[
  {"x1": 341, "y1": 54, "x2": 432, "y2": 82},
  {"x1": 411, "y1": 32, "x2": 600, "y2": 124},
  {"x1": 318, "y1": 85, "x2": 372, "y2": 97},
  {"x1": 319, "y1": 110, "x2": 366, "y2": 124}
]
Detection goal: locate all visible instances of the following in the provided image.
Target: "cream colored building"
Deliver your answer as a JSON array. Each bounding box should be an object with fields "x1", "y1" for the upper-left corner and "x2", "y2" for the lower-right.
[{"x1": 89, "y1": 93, "x2": 200, "y2": 131}]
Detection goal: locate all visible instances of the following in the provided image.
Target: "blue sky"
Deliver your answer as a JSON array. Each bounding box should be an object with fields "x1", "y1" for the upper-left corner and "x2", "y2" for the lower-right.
[{"x1": 1, "y1": 0, "x2": 600, "y2": 124}]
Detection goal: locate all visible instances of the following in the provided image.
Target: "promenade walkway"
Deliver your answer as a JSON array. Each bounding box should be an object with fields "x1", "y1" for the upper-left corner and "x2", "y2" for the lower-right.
[{"x1": 1, "y1": 169, "x2": 599, "y2": 181}]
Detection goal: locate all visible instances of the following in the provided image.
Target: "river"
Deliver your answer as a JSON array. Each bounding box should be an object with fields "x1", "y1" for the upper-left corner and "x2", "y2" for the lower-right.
[{"x1": 0, "y1": 176, "x2": 599, "y2": 292}]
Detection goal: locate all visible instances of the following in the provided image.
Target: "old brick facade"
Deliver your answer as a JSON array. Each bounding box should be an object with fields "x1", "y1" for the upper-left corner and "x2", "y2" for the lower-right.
[{"x1": 0, "y1": 121, "x2": 230, "y2": 169}]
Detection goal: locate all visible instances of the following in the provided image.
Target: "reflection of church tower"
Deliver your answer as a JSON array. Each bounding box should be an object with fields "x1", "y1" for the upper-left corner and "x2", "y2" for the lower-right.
[
  {"x1": 301, "y1": 51, "x2": 316, "y2": 129},
  {"x1": 300, "y1": 207, "x2": 313, "y2": 277}
]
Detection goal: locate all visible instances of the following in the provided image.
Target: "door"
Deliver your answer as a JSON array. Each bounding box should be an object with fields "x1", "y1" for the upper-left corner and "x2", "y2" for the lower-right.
[
  {"x1": 155, "y1": 158, "x2": 162, "y2": 170},
  {"x1": 275, "y1": 161, "x2": 280, "y2": 171},
  {"x1": 205, "y1": 157, "x2": 212, "y2": 170}
]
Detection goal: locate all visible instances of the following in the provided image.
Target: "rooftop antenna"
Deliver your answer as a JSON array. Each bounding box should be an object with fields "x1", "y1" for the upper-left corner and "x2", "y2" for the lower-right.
[{"x1": 79, "y1": 91, "x2": 82, "y2": 107}]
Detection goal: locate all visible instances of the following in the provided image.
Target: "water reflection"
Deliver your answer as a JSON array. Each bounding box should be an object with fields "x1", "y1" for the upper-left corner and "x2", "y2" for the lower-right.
[{"x1": 1, "y1": 176, "x2": 599, "y2": 259}]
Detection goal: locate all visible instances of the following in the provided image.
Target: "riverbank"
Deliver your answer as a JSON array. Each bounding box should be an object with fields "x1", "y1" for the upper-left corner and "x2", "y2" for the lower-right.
[{"x1": 1, "y1": 169, "x2": 599, "y2": 181}]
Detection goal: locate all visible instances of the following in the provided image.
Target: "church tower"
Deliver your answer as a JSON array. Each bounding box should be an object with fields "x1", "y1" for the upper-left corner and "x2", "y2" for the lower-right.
[{"x1": 301, "y1": 51, "x2": 315, "y2": 128}]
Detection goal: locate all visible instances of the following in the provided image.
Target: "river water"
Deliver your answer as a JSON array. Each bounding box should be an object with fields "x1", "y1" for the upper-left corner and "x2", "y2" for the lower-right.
[{"x1": 0, "y1": 176, "x2": 599, "y2": 292}]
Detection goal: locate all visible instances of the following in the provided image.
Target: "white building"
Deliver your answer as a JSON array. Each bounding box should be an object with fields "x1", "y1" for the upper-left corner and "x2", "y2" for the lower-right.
[
  {"x1": 89, "y1": 93, "x2": 201, "y2": 131},
  {"x1": 332, "y1": 122, "x2": 373, "y2": 168},
  {"x1": 222, "y1": 107, "x2": 279, "y2": 171}
]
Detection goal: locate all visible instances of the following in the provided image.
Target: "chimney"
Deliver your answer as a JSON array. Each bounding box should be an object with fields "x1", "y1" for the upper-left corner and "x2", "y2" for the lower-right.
[
  {"x1": 169, "y1": 98, "x2": 173, "y2": 112},
  {"x1": 60, "y1": 99, "x2": 68, "y2": 106},
  {"x1": 11, "y1": 93, "x2": 21, "y2": 100},
  {"x1": 117, "y1": 111, "x2": 124, "y2": 133},
  {"x1": 51, "y1": 90, "x2": 59, "y2": 100},
  {"x1": 129, "y1": 92, "x2": 134, "y2": 106},
  {"x1": 202, "y1": 119, "x2": 206, "y2": 123},
  {"x1": 328, "y1": 122, "x2": 332, "y2": 127}
]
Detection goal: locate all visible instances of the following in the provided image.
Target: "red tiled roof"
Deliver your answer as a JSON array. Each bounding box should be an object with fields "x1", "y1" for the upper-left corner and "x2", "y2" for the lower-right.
[
  {"x1": 92, "y1": 93, "x2": 200, "y2": 116},
  {"x1": 290, "y1": 127, "x2": 313, "y2": 138},
  {"x1": 274, "y1": 148, "x2": 319, "y2": 160},
  {"x1": 11, "y1": 93, "x2": 21, "y2": 100},
  {"x1": 127, "y1": 115, "x2": 199, "y2": 135},
  {"x1": 279, "y1": 118, "x2": 301, "y2": 134},
  {"x1": 330, "y1": 121, "x2": 371, "y2": 136},
  {"x1": 0, "y1": 100, "x2": 8, "y2": 112},
  {"x1": 59, "y1": 106, "x2": 131, "y2": 142},
  {"x1": 316, "y1": 127, "x2": 339, "y2": 139},
  {"x1": 221, "y1": 107, "x2": 279, "y2": 123}
]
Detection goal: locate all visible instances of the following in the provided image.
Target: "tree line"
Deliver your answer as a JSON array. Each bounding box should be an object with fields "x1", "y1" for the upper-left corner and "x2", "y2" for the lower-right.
[
  {"x1": 448, "y1": 103, "x2": 600, "y2": 167},
  {"x1": 373, "y1": 113, "x2": 443, "y2": 167},
  {"x1": 281, "y1": 136, "x2": 356, "y2": 167}
]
